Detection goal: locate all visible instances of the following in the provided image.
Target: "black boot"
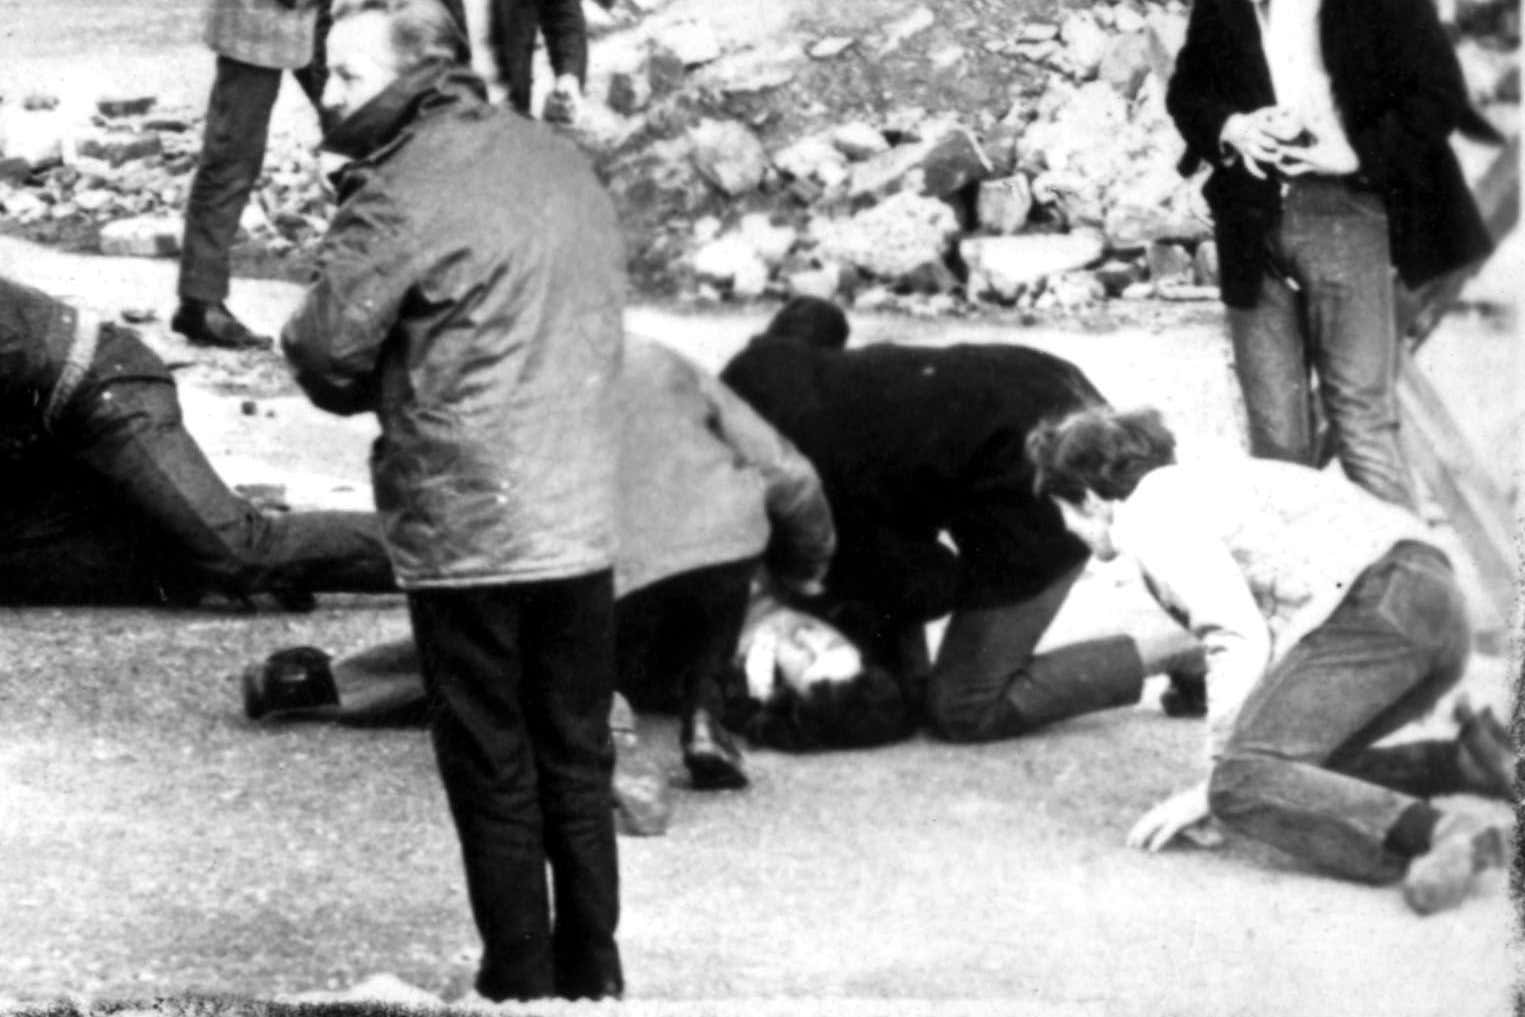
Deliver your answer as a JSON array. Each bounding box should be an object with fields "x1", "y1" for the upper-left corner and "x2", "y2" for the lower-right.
[
  {"x1": 681, "y1": 706, "x2": 749, "y2": 791},
  {"x1": 172, "y1": 300, "x2": 271, "y2": 350},
  {"x1": 242, "y1": 646, "x2": 339, "y2": 720}
]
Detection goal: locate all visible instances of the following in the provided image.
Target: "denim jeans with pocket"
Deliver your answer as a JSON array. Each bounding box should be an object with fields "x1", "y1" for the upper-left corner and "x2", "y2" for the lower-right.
[
  {"x1": 1226, "y1": 177, "x2": 1417, "y2": 509},
  {"x1": 1208, "y1": 541, "x2": 1470, "y2": 883}
]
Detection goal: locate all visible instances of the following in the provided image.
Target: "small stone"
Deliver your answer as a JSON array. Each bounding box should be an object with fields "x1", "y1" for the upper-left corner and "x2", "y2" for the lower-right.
[
  {"x1": 76, "y1": 131, "x2": 162, "y2": 168},
  {"x1": 98, "y1": 214, "x2": 181, "y2": 257},
  {"x1": 975, "y1": 175, "x2": 1033, "y2": 234},
  {"x1": 772, "y1": 135, "x2": 848, "y2": 184},
  {"x1": 1156, "y1": 282, "x2": 1219, "y2": 301},
  {"x1": 49, "y1": 200, "x2": 78, "y2": 220},
  {"x1": 814, "y1": 191, "x2": 961, "y2": 283},
  {"x1": 879, "y1": 6, "x2": 936, "y2": 52},
  {"x1": 808, "y1": 36, "x2": 857, "y2": 59},
  {"x1": 0, "y1": 157, "x2": 29, "y2": 185},
  {"x1": 693, "y1": 215, "x2": 722, "y2": 243},
  {"x1": 1121, "y1": 281, "x2": 1157, "y2": 300},
  {"x1": 606, "y1": 71, "x2": 652, "y2": 116},
  {"x1": 120, "y1": 307, "x2": 157, "y2": 323},
  {"x1": 847, "y1": 139, "x2": 932, "y2": 201},
  {"x1": 738, "y1": 212, "x2": 797, "y2": 268},
  {"x1": 919, "y1": 127, "x2": 994, "y2": 198},
  {"x1": 1018, "y1": 22, "x2": 1060, "y2": 43},
  {"x1": 74, "y1": 188, "x2": 114, "y2": 212},
  {"x1": 852, "y1": 286, "x2": 897, "y2": 311},
  {"x1": 693, "y1": 233, "x2": 766, "y2": 287},
  {"x1": 21, "y1": 93, "x2": 59, "y2": 111},
  {"x1": 1, "y1": 108, "x2": 67, "y2": 168},
  {"x1": 96, "y1": 95, "x2": 157, "y2": 119},
  {"x1": 1049, "y1": 270, "x2": 1105, "y2": 308},
  {"x1": 663, "y1": 19, "x2": 723, "y2": 67},
  {"x1": 143, "y1": 116, "x2": 191, "y2": 133},
  {"x1": 1093, "y1": 258, "x2": 1145, "y2": 296},
  {"x1": 1060, "y1": 12, "x2": 1109, "y2": 79},
  {"x1": 646, "y1": 45, "x2": 688, "y2": 96},
  {"x1": 731, "y1": 256, "x2": 771, "y2": 299},
  {"x1": 1099, "y1": 33, "x2": 1154, "y2": 97},
  {"x1": 1145, "y1": 240, "x2": 1194, "y2": 282},
  {"x1": 1113, "y1": 4, "x2": 1147, "y2": 33},
  {"x1": 831, "y1": 122, "x2": 890, "y2": 161}
]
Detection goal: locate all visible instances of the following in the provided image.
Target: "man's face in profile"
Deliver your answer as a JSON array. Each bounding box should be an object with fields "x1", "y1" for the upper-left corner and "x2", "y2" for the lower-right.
[{"x1": 323, "y1": 10, "x2": 406, "y2": 124}]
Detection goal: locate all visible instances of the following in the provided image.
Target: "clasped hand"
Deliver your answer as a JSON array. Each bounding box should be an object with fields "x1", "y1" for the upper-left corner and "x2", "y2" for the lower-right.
[
  {"x1": 1219, "y1": 106, "x2": 1353, "y2": 179},
  {"x1": 1126, "y1": 781, "x2": 1221, "y2": 852}
]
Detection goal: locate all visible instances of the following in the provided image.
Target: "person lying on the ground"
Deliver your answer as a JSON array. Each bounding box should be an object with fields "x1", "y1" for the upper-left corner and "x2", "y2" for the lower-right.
[
  {"x1": 1027, "y1": 405, "x2": 1516, "y2": 916},
  {"x1": 0, "y1": 274, "x2": 395, "y2": 609},
  {"x1": 243, "y1": 336, "x2": 840, "y2": 789},
  {"x1": 719, "y1": 296, "x2": 1207, "y2": 746},
  {"x1": 243, "y1": 579, "x2": 915, "y2": 751}
]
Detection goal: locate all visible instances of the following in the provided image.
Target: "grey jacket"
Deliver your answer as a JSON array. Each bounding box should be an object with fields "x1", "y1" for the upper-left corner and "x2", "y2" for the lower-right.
[
  {"x1": 616, "y1": 338, "x2": 834, "y2": 596},
  {"x1": 283, "y1": 63, "x2": 624, "y2": 588}
]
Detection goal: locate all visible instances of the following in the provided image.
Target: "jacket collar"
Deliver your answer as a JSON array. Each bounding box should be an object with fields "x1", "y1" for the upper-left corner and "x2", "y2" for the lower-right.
[{"x1": 322, "y1": 59, "x2": 489, "y2": 164}]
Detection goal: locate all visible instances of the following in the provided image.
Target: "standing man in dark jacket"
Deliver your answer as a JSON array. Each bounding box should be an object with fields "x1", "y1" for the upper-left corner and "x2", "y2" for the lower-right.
[
  {"x1": 1165, "y1": 0, "x2": 1495, "y2": 509},
  {"x1": 721, "y1": 298, "x2": 1205, "y2": 745},
  {"x1": 0, "y1": 274, "x2": 393, "y2": 607},
  {"x1": 282, "y1": 0, "x2": 625, "y2": 1001}
]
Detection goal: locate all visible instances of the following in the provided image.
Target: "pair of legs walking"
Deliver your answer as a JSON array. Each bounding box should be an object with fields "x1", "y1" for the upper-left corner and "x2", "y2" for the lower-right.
[
  {"x1": 1228, "y1": 177, "x2": 1417, "y2": 509},
  {"x1": 1209, "y1": 542, "x2": 1509, "y2": 911}
]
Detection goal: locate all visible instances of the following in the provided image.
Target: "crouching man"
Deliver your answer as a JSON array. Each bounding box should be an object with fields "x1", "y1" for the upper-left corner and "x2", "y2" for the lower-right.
[
  {"x1": 282, "y1": 0, "x2": 625, "y2": 1001},
  {"x1": 0, "y1": 274, "x2": 393, "y2": 608},
  {"x1": 1028, "y1": 407, "x2": 1514, "y2": 915}
]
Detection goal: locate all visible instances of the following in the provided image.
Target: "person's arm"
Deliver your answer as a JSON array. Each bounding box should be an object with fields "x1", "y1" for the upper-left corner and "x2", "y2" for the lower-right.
[
  {"x1": 280, "y1": 186, "x2": 419, "y2": 416},
  {"x1": 1166, "y1": 0, "x2": 1248, "y2": 168},
  {"x1": 696, "y1": 368, "x2": 836, "y2": 592},
  {"x1": 1112, "y1": 479, "x2": 1273, "y2": 851}
]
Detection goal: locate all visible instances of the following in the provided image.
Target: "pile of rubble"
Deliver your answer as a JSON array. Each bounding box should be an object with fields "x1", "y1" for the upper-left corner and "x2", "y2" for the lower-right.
[
  {"x1": 0, "y1": 0, "x2": 1517, "y2": 317},
  {"x1": 0, "y1": 92, "x2": 330, "y2": 266}
]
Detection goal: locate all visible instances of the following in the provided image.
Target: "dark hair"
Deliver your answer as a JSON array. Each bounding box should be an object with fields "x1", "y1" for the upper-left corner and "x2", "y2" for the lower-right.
[
  {"x1": 1026, "y1": 407, "x2": 1177, "y2": 503},
  {"x1": 761, "y1": 296, "x2": 851, "y2": 351},
  {"x1": 744, "y1": 665, "x2": 914, "y2": 752},
  {"x1": 331, "y1": 0, "x2": 468, "y2": 68}
]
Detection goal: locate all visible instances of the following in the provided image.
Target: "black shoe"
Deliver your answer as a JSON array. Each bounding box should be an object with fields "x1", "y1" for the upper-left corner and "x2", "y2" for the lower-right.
[
  {"x1": 171, "y1": 300, "x2": 271, "y2": 350},
  {"x1": 1454, "y1": 697, "x2": 1516, "y2": 801},
  {"x1": 1161, "y1": 667, "x2": 1208, "y2": 718},
  {"x1": 682, "y1": 707, "x2": 749, "y2": 791},
  {"x1": 242, "y1": 646, "x2": 339, "y2": 720}
]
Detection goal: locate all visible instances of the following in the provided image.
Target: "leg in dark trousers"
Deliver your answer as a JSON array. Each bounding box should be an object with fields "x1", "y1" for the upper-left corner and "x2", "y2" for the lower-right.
[
  {"x1": 178, "y1": 56, "x2": 284, "y2": 305},
  {"x1": 615, "y1": 558, "x2": 757, "y2": 789},
  {"x1": 52, "y1": 327, "x2": 394, "y2": 600},
  {"x1": 410, "y1": 572, "x2": 621, "y2": 1002},
  {"x1": 925, "y1": 561, "x2": 1153, "y2": 743},
  {"x1": 490, "y1": 0, "x2": 540, "y2": 114}
]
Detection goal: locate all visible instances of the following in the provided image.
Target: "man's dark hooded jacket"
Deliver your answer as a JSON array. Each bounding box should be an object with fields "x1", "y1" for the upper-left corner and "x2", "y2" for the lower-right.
[
  {"x1": 720, "y1": 298, "x2": 1105, "y2": 621},
  {"x1": 1166, "y1": 0, "x2": 1497, "y2": 308},
  {"x1": 283, "y1": 60, "x2": 623, "y2": 589}
]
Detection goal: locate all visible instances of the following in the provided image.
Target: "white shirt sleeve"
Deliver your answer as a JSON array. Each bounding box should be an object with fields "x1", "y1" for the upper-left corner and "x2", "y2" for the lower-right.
[{"x1": 1113, "y1": 477, "x2": 1273, "y2": 765}]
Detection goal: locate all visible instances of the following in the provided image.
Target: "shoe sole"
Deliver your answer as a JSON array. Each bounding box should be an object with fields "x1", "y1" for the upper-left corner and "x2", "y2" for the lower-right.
[{"x1": 684, "y1": 753, "x2": 749, "y2": 791}]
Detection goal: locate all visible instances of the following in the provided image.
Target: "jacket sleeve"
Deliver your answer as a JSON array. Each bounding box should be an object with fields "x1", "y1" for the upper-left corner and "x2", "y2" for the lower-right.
[
  {"x1": 280, "y1": 185, "x2": 419, "y2": 416},
  {"x1": 538, "y1": 0, "x2": 589, "y2": 84},
  {"x1": 1345, "y1": 0, "x2": 1476, "y2": 189},
  {"x1": 1166, "y1": 0, "x2": 1242, "y2": 171},
  {"x1": 698, "y1": 369, "x2": 836, "y2": 585}
]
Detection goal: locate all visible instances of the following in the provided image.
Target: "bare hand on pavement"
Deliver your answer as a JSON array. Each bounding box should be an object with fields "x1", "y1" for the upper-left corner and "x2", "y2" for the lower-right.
[{"x1": 1126, "y1": 781, "x2": 1213, "y2": 852}]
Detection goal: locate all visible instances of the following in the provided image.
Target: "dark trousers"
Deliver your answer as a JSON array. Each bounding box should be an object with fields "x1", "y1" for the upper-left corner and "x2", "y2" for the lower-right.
[
  {"x1": 924, "y1": 561, "x2": 1150, "y2": 743},
  {"x1": 613, "y1": 557, "x2": 756, "y2": 720},
  {"x1": 409, "y1": 571, "x2": 621, "y2": 1001},
  {"x1": 1209, "y1": 542, "x2": 1472, "y2": 884},
  {"x1": 490, "y1": 0, "x2": 540, "y2": 114},
  {"x1": 0, "y1": 327, "x2": 393, "y2": 605},
  {"x1": 178, "y1": 52, "x2": 327, "y2": 304},
  {"x1": 330, "y1": 559, "x2": 758, "y2": 727},
  {"x1": 1227, "y1": 177, "x2": 1416, "y2": 509}
]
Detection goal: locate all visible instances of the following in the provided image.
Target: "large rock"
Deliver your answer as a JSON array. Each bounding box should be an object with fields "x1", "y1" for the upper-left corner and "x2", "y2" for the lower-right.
[
  {"x1": 960, "y1": 232, "x2": 1104, "y2": 303},
  {"x1": 773, "y1": 134, "x2": 848, "y2": 185},
  {"x1": 76, "y1": 130, "x2": 162, "y2": 168},
  {"x1": 814, "y1": 191, "x2": 960, "y2": 282},
  {"x1": 847, "y1": 125, "x2": 992, "y2": 201},
  {"x1": 0, "y1": 108, "x2": 67, "y2": 168},
  {"x1": 737, "y1": 212, "x2": 797, "y2": 268},
  {"x1": 847, "y1": 139, "x2": 933, "y2": 200},
  {"x1": 0, "y1": 188, "x2": 49, "y2": 224},
  {"x1": 99, "y1": 214, "x2": 181, "y2": 257},
  {"x1": 1060, "y1": 11, "x2": 1109, "y2": 79},
  {"x1": 661, "y1": 19, "x2": 723, "y2": 67},
  {"x1": 831, "y1": 122, "x2": 890, "y2": 160},
  {"x1": 1145, "y1": 240, "x2": 1194, "y2": 283},
  {"x1": 692, "y1": 233, "x2": 768, "y2": 287},
  {"x1": 606, "y1": 70, "x2": 652, "y2": 115},
  {"x1": 1099, "y1": 33, "x2": 1154, "y2": 98},
  {"x1": 976, "y1": 175, "x2": 1033, "y2": 234},
  {"x1": 688, "y1": 119, "x2": 769, "y2": 196}
]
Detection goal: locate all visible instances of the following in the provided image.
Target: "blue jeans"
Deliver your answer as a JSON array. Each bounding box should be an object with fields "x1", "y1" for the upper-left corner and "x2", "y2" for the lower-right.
[
  {"x1": 1208, "y1": 542, "x2": 1470, "y2": 883},
  {"x1": 1227, "y1": 177, "x2": 1416, "y2": 509}
]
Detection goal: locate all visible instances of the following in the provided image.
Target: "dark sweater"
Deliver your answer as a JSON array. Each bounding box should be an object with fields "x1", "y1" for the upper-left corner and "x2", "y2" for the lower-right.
[{"x1": 721, "y1": 336, "x2": 1105, "y2": 616}]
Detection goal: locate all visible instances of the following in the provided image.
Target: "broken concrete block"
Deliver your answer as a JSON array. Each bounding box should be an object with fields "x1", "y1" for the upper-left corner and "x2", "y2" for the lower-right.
[
  {"x1": 976, "y1": 175, "x2": 1033, "y2": 234},
  {"x1": 688, "y1": 119, "x2": 768, "y2": 196},
  {"x1": 99, "y1": 214, "x2": 181, "y2": 257}
]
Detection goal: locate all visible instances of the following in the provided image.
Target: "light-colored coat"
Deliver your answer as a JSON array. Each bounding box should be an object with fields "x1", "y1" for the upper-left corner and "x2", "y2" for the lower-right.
[{"x1": 204, "y1": 0, "x2": 320, "y2": 70}]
